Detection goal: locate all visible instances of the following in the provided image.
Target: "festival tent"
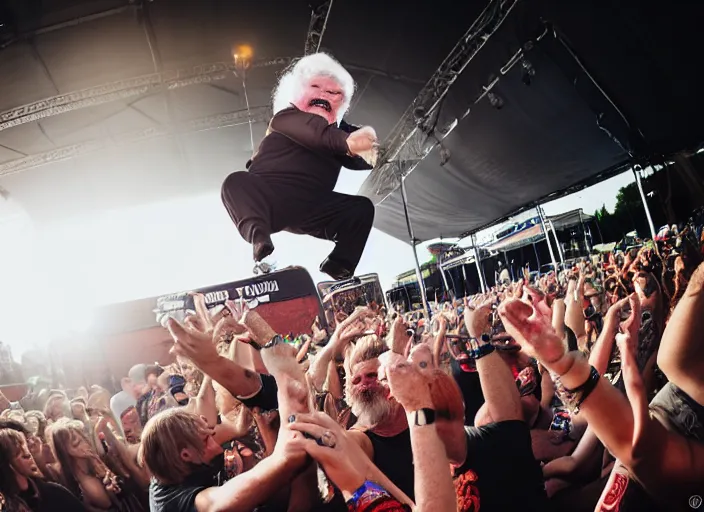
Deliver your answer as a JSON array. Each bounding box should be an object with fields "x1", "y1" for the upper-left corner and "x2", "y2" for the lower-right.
[
  {"x1": 0, "y1": 0, "x2": 491, "y2": 224},
  {"x1": 358, "y1": 0, "x2": 704, "y2": 244}
]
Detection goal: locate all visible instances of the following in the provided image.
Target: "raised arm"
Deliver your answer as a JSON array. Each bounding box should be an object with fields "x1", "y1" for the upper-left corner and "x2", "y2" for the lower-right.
[
  {"x1": 656, "y1": 262, "x2": 704, "y2": 404},
  {"x1": 588, "y1": 297, "x2": 628, "y2": 375},
  {"x1": 307, "y1": 307, "x2": 370, "y2": 391},
  {"x1": 386, "y1": 360, "x2": 457, "y2": 511},
  {"x1": 465, "y1": 302, "x2": 522, "y2": 423},
  {"x1": 195, "y1": 440, "x2": 306, "y2": 512},
  {"x1": 167, "y1": 322, "x2": 265, "y2": 400},
  {"x1": 500, "y1": 292, "x2": 704, "y2": 499}
]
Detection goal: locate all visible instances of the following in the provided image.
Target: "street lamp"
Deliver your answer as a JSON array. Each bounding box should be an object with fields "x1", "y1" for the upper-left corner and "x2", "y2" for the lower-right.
[
  {"x1": 233, "y1": 44, "x2": 255, "y2": 152},
  {"x1": 233, "y1": 44, "x2": 253, "y2": 72}
]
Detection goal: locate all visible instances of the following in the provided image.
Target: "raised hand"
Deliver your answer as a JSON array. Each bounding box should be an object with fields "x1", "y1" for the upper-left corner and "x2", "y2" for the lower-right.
[
  {"x1": 311, "y1": 316, "x2": 328, "y2": 344},
  {"x1": 564, "y1": 274, "x2": 586, "y2": 339},
  {"x1": 499, "y1": 299, "x2": 572, "y2": 375},
  {"x1": 384, "y1": 359, "x2": 433, "y2": 411},
  {"x1": 464, "y1": 300, "x2": 493, "y2": 338},
  {"x1": 240, "y1": 309, "x2": 277, "y2": 347},
  {"x1": 287, "y1": 412, "x2": 370, "y2": 497},
  {"x1": 167, "y1": 317, "x2": 220, "y2": 371},
  {"x1": 346, "y1": 126, "x2": 377, "y2": 154},
  {"x1": 615, "y1": 328, "x2": 650, "y2": 458},
  {"x1": 621, "y1": 293, "x2": 641, "y2": 342},
  {"x1": 387, "y1": 316, "x2": 412, "y2": 355},
  {"x1": 347, "y1": 126, "x2": 379, "y2": 167}
]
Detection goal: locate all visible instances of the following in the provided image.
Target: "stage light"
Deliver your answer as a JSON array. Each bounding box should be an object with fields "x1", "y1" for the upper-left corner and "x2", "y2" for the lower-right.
[{"x1": 233, "y1": 45, "x2": 253, "y2": 71}]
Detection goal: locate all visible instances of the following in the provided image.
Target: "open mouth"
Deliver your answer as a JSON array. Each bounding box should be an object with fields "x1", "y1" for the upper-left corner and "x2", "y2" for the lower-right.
[
  {"x1": 309, "y1": 98, "x2": 332, "y2": 112},
  {"x1": 455, "y1": 354, "x2": 478, "y2": 372}
]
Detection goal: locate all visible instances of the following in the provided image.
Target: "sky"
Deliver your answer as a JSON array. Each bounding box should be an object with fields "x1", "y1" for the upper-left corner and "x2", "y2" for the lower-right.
[{"x1": 0, "y1": 167, "x2": 637, "y2": 355}]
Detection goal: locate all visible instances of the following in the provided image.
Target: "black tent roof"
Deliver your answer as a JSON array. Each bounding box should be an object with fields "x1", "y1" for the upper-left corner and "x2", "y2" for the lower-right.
[
  {"x1": 0, "y1": 0, "x2": 701, "y2": 244},
  {"x1": 0, "y1": 0, "x2": 487, "y2": 224},
  {"x1": 359, "y1": 0, "x2": 704, "y2": 243}
]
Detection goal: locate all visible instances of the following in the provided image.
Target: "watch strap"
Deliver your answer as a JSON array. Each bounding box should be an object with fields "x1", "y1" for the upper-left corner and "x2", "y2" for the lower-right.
[
  {"x1": 262, "y1": 334, "x2": 285, "y2": 350},
  {"x1": 245, "y1": 339, "x2": 262, "y2": 352},
  {"x1": 468, "y1": 334, "x2": 495, "y2": 360},
  {"x1": 410, "y1": 408, "x2": 436, "y2": 426}
]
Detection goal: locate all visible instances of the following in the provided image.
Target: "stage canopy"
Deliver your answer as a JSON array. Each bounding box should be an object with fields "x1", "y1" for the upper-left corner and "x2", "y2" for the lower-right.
[
  {"x1": 359, "y1": 1, "x2": 704, "y2": 243},
  {"x1": 0, "y1": 0, "x2": 489, "y2": 225},
  {"x1": 0, "y1": 0, "x2": 701, "y2": 243}
]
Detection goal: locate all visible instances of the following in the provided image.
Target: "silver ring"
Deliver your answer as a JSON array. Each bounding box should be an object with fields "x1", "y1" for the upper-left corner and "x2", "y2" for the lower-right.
[{"x1": 319, "y1": 430, "x2": 337, "y2": 449}]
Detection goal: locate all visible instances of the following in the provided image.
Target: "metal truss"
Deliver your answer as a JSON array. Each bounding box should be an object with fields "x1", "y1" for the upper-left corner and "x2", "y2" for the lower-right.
[
  {"x1": 0, "y1": 105, "x2": 271, "y2": 177},
  {"x1": 304, "y1": 0, "x2": 334, "y2": 56},
  {"x1": 362, "y1": 0, "x2": 520, "y2": 202},
  {"x1": 0, "y1": 57, "x2": 290, "y2": 133}
]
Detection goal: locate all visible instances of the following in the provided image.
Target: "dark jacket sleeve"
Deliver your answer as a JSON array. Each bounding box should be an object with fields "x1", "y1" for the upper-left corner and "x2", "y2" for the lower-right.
[
  {"x1": 270, "y1": 107, "x2": 350, "y2": 156},
  {"x1": 336, "y1": 118, "x2": 375, "y2": 170},
  {"x1": 336, "y1": 154, "x2": 374, "y2": 171}
]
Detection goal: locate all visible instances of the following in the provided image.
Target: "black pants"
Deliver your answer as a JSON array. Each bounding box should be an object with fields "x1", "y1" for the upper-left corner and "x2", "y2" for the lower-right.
[{"x1": 221, "y1": 171, "x2": 375, "y2": 271}]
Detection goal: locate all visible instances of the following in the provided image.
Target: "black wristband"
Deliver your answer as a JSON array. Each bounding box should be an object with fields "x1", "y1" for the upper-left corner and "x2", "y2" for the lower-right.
[
  {"x1": 245, "y1": 339, "x2": 262, "y2": 352},
  {"x1": 468, "y1": 333, "x2": 495, "y2": 360},
  {"x1": 262, "y1": 334, "x2": 285, "y2": 350},
  {"x1": 556, "y1": 365, "x2": 600, "y2": 414}
]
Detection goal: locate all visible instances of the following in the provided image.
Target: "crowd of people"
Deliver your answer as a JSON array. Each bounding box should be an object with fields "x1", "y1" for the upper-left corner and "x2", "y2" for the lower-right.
[{"x1": 1, "y1": 229, "x2": 703, "y2": 511}]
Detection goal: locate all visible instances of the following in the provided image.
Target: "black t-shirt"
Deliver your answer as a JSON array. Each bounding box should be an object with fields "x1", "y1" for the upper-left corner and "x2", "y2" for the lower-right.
[
  {"x1": 453, "y1": 420, "x2": 547, "y2": 512},
  {"x1": 150, "y1": 459, "x2": 227, "y2": 512},
  {"x1": 18, "y1": 478, "x2": 88, "y2": 512},
  {"x1": 150, "y1": 478, "x2": 204, "y2": 512},
  {"x1": 450, "y1": 358, "x2": 485, "y2": 426},
  {"x1": 364, "y1": 428, "x2": 415, "y2": 501}
]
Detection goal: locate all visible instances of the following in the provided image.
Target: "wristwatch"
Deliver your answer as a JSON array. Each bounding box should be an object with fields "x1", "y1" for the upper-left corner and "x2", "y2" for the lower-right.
[
  {"x1": 262, "y1": 334, "x2": 286, "y2": 350},
  {"x1": 468, "y1": 333, "x2": 495, "y2": 359},
  {"x1": 409, "y1": 408, "x2": 436, "y2": 426}
]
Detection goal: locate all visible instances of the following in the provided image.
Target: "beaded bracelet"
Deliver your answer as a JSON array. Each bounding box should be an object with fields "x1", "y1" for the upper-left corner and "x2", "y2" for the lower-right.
[{"x1": 347, "y1": 480, "x2": 391, "y2": 509}]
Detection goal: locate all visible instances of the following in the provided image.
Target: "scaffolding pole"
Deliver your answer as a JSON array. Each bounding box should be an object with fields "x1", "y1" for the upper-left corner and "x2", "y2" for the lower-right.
[
  {"x1": 532, "y1": 242, "x2": 541, "y2": 274},
  {"x1": 400, "y1": 179, "x2": 430, "y2": 317},
  {"x1": 440, "y1": 266, "x2": 452, "y2": 296},
  {"x1": 548, "y1": 219, "x2": 565, "y2": 264},
  {"x1": 461, "y1": 264, "x2": 469, "y2": 295},
  {"x1": 578, "y1": 209, "x2": 591, "y2": 253},
  {"x1": 633, "y1": 165, "x2": 657, "y2": 240},
  {"x1": 537, "y1": 206, "x2": 558, "y2": 271},
  {"x1": 471, "y1": 234, "x2": 487, "y2": 293}
]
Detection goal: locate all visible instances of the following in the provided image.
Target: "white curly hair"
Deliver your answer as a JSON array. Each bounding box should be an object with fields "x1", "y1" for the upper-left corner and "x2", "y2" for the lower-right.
[{"x1": 272, "y1": 52, "x2": 355, "y2": 124}]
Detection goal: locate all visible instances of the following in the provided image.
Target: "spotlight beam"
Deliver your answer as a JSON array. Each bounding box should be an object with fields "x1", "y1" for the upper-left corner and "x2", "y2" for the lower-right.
[{"x1": 0, "y1": 106, "x2": 272, "y2": 177}]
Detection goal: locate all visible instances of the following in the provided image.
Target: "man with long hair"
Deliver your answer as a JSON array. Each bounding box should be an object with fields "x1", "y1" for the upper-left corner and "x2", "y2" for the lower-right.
[
  {"x1": 140, "y1": 409, "x2": 306, "y2": 512},
  {"x1": 221, "y1": 52, "x2": 378, "y2": 280}
]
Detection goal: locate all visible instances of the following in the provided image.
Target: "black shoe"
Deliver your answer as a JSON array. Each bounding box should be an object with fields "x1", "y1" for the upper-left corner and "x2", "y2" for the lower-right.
[
  {"x1": 253, "y1": 235, "x2": 274, "y2": 262},
  {"x1": 319, "y1": 257, "x2": 354, "y2": 281}
]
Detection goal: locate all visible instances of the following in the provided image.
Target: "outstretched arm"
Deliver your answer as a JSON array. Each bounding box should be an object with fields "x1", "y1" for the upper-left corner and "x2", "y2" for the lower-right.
[
  {"x1": 337, "y1": 119, "x2": 375, "y2": 170},
  {"x1": 656, "y1": 263, "x2": 704, "y2": 404},
  {"x1": 195, "y1": 450, "x2": 303, "y2": 512}
]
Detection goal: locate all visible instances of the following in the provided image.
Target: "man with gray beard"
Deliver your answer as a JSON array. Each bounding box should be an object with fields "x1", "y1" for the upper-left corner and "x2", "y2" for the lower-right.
[{"x1": 343, "y1": 335, "x2": 416, "y2": 501}]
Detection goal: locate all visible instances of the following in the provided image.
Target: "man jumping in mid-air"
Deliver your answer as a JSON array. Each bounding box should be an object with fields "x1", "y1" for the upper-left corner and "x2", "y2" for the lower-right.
[{"x1": 221, "y1": 52, "x2": 378, "y2": 281}]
